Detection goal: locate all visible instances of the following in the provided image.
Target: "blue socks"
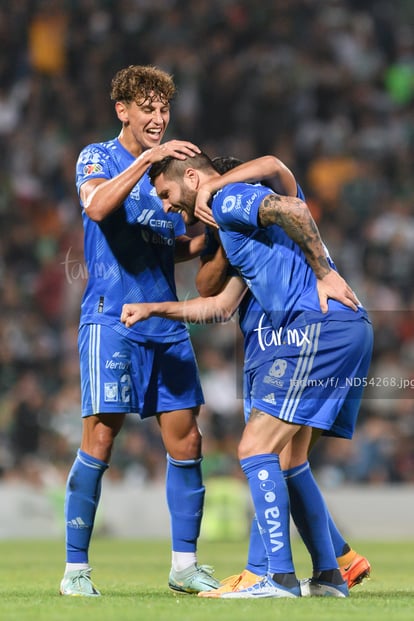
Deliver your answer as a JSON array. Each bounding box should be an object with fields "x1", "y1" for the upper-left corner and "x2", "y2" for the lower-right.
[
  {"x1": 242, "y1": 458, "x2": 346, "y2": 576},
  {"x1": 327, "y1": 514, "x2": 348, "y2": 558},
  {"x1": 240, "y1": 454, "x2": 294, "y2": 574},
  {"x1": 246, "y1": 514, "x2": 268, "y2": 575},
  {"x1": 65, "y1": 449, "x2": 108, "y2": 563},
  {"x1": 284, "y1": 461, "x2": 337, "y2": 571},
  {"x1": 166, "y1": 454, "x2": 205, "y2": 552}
]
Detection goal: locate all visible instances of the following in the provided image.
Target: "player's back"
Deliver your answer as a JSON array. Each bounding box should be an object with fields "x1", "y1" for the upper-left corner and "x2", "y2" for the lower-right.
[{"x1": 213, "y1": 182, "x2": 365, "y2": 331}]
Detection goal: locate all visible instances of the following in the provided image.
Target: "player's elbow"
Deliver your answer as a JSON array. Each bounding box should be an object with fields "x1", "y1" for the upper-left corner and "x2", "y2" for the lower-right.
[
  {"x1": 264, "y1": 155, "x2": 280, "y2": 168},
  {"x1": 196, "y1": 281, "x2": 218, "y2": 297},
  {"x1": 84, "y1": 203, "x2": 107, "y2": 222}
]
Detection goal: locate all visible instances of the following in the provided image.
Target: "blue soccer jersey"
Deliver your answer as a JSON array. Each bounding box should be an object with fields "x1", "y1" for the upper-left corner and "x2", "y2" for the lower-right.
[
  {"x1": 211, "y1": 182, "x2": 372, "y2": 437},
  {"x1": 212, "y1": 181, "x2": 367, "y2": 331},
  {"x1": 76, "y1": 139, "x2": 189, "y2": 342}
]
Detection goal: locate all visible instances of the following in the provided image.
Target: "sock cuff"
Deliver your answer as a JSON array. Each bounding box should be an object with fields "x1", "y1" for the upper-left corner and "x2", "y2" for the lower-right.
[
  {"x1": 283, "y1": 460, "x2": 309, "y2": 480},
  {"x1": 78, "y1": 449, "x2": 109, "y2": 470},
  {"x1": 240, "y1": 453, "x2": 280, "y2": 475},
  {"x1": 166, "y1": 454, "x2": 203, "y2": 467}
]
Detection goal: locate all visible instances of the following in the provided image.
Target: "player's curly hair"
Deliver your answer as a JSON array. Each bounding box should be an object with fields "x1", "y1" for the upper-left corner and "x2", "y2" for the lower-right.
[{"x1": 110, "y1": 65, "x2": 176, "y2": 105}]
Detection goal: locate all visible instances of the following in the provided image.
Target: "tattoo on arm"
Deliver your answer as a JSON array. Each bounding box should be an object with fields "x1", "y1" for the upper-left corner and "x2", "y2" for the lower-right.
[
  {"x1": 258, "y1": 194, "x2": 331, "y2": 278},
  {"x1": 249, "y1": 407, "x2": 269, "y2": 421}
]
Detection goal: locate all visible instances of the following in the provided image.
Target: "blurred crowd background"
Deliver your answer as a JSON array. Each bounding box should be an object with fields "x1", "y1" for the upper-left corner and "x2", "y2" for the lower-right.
[{"x1": 1, "y1": 0, "x2": 413, "y2": 494}]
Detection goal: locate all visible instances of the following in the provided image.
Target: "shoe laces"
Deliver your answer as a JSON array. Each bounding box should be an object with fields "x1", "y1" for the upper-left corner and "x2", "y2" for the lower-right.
[
  {"x1": 196, "y1": 564, "x2": 215, "y2": 576},
  {"x1": 72, "y1": 568, "x2": 92, "y2": 585}
]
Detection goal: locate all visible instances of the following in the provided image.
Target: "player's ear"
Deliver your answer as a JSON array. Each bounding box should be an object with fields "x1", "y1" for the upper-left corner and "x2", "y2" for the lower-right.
[
  {"x1": 115, "y1": 101, "x2": 129, "y2": 123},
  {"x1": 184, "y1": 167, "x2": 200, "y2": 188}
]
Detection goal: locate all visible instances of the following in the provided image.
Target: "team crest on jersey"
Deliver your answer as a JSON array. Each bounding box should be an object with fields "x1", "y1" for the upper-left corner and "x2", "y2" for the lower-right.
[
  {"x1": 84, "y1": 163, "x2": 103, "y2": 175},
  {"x1": 104, "y1": 382, "x2": 118, "y2": 402}
]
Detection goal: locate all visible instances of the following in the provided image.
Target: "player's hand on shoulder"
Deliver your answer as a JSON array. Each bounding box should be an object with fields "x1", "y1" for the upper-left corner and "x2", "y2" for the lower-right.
[
  {"x1": 195, "y1": 187, "x2": 218, "y2": 228},
  {"x1": 317, "y1": 270, "x2": 360, "y2": 313},
  {"x1": 147, "y1": 140, "x2": 201, "y2": 163},
  {"x1": 121, "y1": 303, "x2": 151, "y2": 327}
]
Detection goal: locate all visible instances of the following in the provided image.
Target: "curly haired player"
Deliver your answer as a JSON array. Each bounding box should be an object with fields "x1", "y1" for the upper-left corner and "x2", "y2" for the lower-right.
[{"x1": 60, "y1": 66, "x2": 219, "y2": 597}]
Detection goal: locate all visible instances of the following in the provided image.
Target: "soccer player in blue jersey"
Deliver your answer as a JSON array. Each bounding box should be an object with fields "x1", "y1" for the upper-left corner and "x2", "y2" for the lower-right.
[
  {"x1": 59, "y1": 66, "x2": 221, "y2": 597},
  {"x1": 121, "y1": 152, "x2": 373, "y2": 598},
  {"x1": 193, "y1": 156, "x2": 371, "y2": 597}
]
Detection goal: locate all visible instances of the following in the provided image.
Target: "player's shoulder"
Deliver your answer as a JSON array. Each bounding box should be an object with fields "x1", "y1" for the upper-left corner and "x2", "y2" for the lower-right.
[
  {"x1": 76, "y1": 139, "x2": 123, "y2": 182},
  {"x1": 78, "y1": 138, "x2": 118, "y2": 161},
  {"x1": 213, "y1": 182, "x2": 269, "y2": 227}
]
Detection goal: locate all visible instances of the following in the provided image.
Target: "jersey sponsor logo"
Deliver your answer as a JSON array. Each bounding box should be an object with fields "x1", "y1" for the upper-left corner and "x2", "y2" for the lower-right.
[
  {"x1": 83, "y1": 163, "x2": 103, "y2": 175},
  {"x1": 137, "y1": 207, "x2": 175, "y2": 228},
  {"x1": 244, "y1": 192, "x2": 257, "y2": 215},
  {"x1": 137, "y1": 209, "x2": 155, "y2": 225},
  {"x1": 105, "y1": 359, "x2": 130, "y2": 370},
  {"x1": 141, "y1": 229, "x2": 174, "y2": 246},
  {"x1": 104, "y1": 382, "x2": 119, "y2": 402},
  {"x1": 150, "y1": 219, "x2": 174, "y2": 229}
]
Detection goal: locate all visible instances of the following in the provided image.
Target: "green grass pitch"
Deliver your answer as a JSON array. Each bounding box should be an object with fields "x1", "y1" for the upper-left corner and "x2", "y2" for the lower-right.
[{"x1": 0, "y1": 539, "x2": 413, "y2": 621}]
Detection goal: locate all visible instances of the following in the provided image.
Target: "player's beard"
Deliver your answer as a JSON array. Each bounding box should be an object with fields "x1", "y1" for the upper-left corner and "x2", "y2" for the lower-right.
[{"x1": 177, "y1": 185, "x2": 198, "y2": 225}]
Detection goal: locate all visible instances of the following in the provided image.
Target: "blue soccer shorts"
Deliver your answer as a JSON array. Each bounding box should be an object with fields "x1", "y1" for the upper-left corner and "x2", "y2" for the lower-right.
[
  {"x1": 78, "y1": 323, "x2": 204, "y2": 418},
  {"x1": 243, "y1": 316, "x2": 373, "y2": 439}
]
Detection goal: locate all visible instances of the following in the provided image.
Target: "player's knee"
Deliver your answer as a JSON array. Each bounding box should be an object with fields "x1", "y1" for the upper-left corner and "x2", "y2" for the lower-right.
[
  {"x1": 237, "y1": 435, "x2": 259, "y2": 460},
  {"x1": 82, "y1": 428, "x2": 116, "y2": 462},
  {"x1": 168, "y1": 426, "x2": 202, "y2": 461}
]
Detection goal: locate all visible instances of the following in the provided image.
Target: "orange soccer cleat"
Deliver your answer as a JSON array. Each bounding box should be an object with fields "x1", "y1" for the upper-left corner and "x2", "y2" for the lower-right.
[
  {"x1": 339, "y1": 552, "x2": 371, "y2": 589},
  {"x1": 198, "y1": 569, "x2": 262, "y2": 598}
]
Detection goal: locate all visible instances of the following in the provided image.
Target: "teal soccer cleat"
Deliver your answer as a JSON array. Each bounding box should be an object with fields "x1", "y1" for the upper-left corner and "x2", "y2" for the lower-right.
[
  {"x1": 169, "y1": 564, "x2": 220, "y2": 594},
  {"x1": 60, "y1": 568, "x2": 101, "y2": 597}
]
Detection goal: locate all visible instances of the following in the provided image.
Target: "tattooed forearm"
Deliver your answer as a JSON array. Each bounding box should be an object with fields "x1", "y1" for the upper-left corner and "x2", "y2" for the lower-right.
[{"x1": 258, "y1": 194, "x2": 331, "y2": 279}]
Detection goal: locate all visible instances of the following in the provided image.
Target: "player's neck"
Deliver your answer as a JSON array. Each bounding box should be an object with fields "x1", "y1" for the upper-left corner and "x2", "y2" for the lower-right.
[{"x1": 117, "y1": 129, "x2": 144, "y2": 159}]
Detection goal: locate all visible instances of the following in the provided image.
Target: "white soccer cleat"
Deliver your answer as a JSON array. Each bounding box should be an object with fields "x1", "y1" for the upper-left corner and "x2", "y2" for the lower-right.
[
  {"x1": 60, "y1": 568, "x2": 101, "y2": 597},
  {"x1": 221, "y1": 575, "x2": 301, "y2": 599},
  {"x1": 300, "y1": 577, "x2": 349, "y2": 597}
]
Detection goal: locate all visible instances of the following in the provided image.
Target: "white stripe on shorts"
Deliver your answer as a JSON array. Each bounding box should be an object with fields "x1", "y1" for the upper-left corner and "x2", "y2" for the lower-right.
[
  {"x1": 88, "y1": 324, "x2": 101, "y2": 413},
  {"x1": 279, "y1": 322, "x2": 321, "y2": 423}
]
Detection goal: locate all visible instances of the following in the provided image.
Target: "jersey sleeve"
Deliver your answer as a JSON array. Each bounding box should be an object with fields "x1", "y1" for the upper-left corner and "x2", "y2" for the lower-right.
[
  {"x1": 296, "y1": 183, "x2": 305, "y2": 200},
  {"x1": 75, "y1": 143, "x2": 111, "y2": 198},
  {"x1": 200, "y1": 226, "x2": 219, "y2": 257}
]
